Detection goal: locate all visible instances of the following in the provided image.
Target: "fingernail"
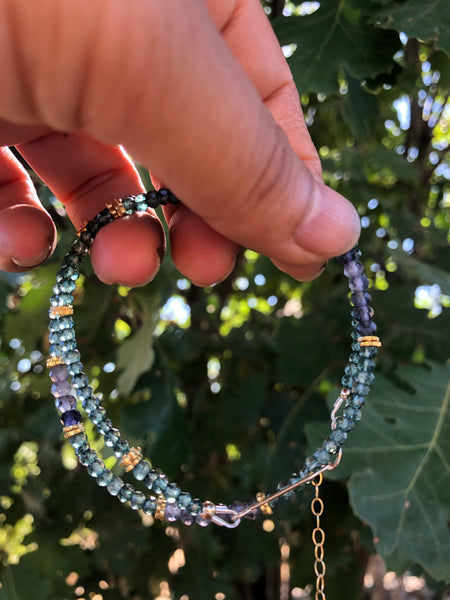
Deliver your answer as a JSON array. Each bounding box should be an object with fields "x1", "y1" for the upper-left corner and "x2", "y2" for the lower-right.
[
  {"x1": 11, "y1": 242, "x2": 53, "y2": 268},
  {"x1": 295, "y1": 183, "x2": 360, "y2": 257}
]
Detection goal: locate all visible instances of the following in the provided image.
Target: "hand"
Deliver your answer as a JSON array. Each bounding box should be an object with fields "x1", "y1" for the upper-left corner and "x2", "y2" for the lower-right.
[{"x1": 0, "y1": 0, "x2": 360, "y2": 286}]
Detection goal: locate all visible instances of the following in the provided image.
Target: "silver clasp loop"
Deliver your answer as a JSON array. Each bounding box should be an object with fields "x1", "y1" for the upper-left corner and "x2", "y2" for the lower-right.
[{"x1": 211, "y1": 505, "x2": 241, "y2": 528}]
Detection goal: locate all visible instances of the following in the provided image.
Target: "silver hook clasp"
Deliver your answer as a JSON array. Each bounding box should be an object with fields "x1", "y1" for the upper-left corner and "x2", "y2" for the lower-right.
[{"x1": 211, "y1": 505, "x2": 241, "y2": 528}]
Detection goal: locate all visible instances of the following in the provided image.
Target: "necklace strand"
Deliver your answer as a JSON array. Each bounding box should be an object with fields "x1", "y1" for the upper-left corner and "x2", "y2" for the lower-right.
[{"x1": 46, "y1": 188, "x2": 380, "y2": 528}]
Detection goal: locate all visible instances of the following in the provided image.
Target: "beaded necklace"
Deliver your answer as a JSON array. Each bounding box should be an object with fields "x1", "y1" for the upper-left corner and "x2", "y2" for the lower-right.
[{"x1": 46, "y1": 189, "x2": 380, "y2": 592}]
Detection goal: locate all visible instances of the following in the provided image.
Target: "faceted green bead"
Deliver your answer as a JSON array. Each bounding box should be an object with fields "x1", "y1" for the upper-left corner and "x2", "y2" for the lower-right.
[
  {"x1": 69, "y1": 433, "x2": 87, "y2": 449},
  {"x1": 106, "y1": 476, "x2": 124, "y2": 496},
  {"x1": 78, "y1": 448, "x2": 97, "y2": 466},
  {"x1": 104, "y1": 429, "x2": 120, "y2": 447},
  {"x1": 330, "y1": 428, "x2": 348, "y2": 444},
  {"x1": 113, "y1": 440, "x2": 130, "y2": 457},
  {"x1": 176, "y1": 492, "x2": 192, "y2": 510},
  {"x1": 153, "y1": 475, "x2": 168, "y2": 495},
  {"x1": 87, "y1": 459, "x2": 105, "y2": 478},
  {"x1": 165, "y1": 483, "x2": 181, "y2": 501},
  {"x1": 118, "y1": 484, "x2": 134, "y2": 503},
  {"x1": 188, "y1": 499, "x2": 202, "y2": 516},
  {"x1": 132, "y1": 460, "x2": 151, "y2": 481},
  {"x1": 142, "y1": 496, "x2": 157, "y2": 515},
  {"x1": 97, "y1": 470, "x2": 114, "y2": 487},
  {"x1": 130, "y1": 491, "x2": 146, "y2": 510}
]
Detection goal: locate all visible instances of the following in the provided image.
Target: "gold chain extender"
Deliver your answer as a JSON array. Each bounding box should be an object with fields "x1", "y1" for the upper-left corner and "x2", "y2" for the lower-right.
[{"x1": 311, "y1": 474, "x2": 326, "y2": 600}]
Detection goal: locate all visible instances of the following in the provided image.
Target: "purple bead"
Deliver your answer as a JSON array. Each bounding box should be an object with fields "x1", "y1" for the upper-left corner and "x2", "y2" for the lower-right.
[
  {"x1": 352, "y1": 306, "x2": 374, "y2": 321},
  {"x1": 357, "y1": 320, "x2": 377, "y2": 335},
  {"x1": 351, "y1": 291, "x2": 371, "y2": 307},
  {"x1": 55, "y1": 394, "x2": 77, "y2": 413},
  {"x1": 165, "y1": 504, "x2": 181, "y2": 522},
  {"x1": 61, "y1": 409, "x2": 82, "y2": 426},
  {"x1": 49, "y1": 364, "x2": 68, "y2": 382},
  {"x1": 179, "y1": 510, "x2": 194, "y2": 526},
  {"x1": 195, "y1": 513, "x2": 211, "y2": 527},
  {"x1": 344, "y1": 261, "x2": 364, "y2": 279},
  {"x1": 348, "y1": 275, "x2": 369, "y2": 292},
  {"x1": 51, "y1": 380, "x2": 72, "y2": 398}
]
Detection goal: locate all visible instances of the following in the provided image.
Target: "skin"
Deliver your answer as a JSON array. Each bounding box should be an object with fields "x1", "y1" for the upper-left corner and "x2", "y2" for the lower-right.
[{"x1": 0, "y1": 0, "x2": 360, "y2": 287}]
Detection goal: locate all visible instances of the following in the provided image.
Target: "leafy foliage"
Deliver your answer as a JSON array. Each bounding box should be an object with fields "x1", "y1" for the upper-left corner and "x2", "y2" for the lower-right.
[{"x1": 1, "y1": 1, "x2": 450, "y2": 599}]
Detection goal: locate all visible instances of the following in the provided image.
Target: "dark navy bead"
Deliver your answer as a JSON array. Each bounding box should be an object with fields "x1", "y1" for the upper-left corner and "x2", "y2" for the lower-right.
[
  {"x1": 122, "y1": 196, "x2": 135, "y2": 212},
  {"x1": 61, "y1": 409, "x2": 82, "y2": 426},
  {"x1": 336, "y1": 247, "x2": 360, "y2": 264}
]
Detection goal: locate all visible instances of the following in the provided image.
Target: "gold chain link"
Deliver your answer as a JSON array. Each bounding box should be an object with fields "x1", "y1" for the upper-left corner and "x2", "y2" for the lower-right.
[{"x1": 311, "y1": 473, "x2": 326, "y2": 600}]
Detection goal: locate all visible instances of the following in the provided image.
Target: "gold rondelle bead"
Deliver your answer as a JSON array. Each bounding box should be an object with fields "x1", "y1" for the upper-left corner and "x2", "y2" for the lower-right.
[
  {"x1": 63, "y1": 423, "x2": 85, "y2": 438},
  {"x1": 119, "y1": 447, "x2": 143, "y2": 472},
  {"x1": 256, "y1": 492, "x2": 273, "y2": 516},
  {"x1": 106, "y1": 199, "x2": 127, "y2": 219},
  {"x1": 76, "y1": 223, "x2": 87, "y2": 236},
  {"x1": 357, "y1": 335, "x2": 381, "y2": 347},
  {"x1": 46, "y1": 356, "x2": 65, "y2": 369},
  {"x1": 49, "y1": 305, "x2": 74, "y2": 317},
  {"x1": 155, "y1": 495, "x2": 167, "y2": 521}
]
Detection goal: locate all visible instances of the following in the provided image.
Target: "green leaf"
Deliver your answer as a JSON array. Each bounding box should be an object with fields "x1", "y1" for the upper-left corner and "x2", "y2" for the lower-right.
[
  {"x1": 273, "y1": 0, "x2": 401, "y2": 93},
  {"x1": 310, "y1": 363, "x2": 450, "y2": 581},
  {"x1": 341, "y1": 74, "x2": 379, "y2": 141},
  {"x1": 392, "y1": 250, "x2": 450, "y2": 295},
  {"x1": 373, "y1": 0, "x2": 450, "y2": 55},
  {"x1": 115, "y1": 293, "x2": 159, "y2": 396}
]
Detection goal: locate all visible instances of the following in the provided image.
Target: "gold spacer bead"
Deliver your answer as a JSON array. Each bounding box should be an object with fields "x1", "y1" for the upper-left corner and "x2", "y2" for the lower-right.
[
  {"x1": 357, "y1": 335, "x2": 381, "y2": 347},
  {"x1": 154, "y1": 495, "x2": 167, "y2": 521},
  {"x1": 76, "y1": 223, "x2": 87, "y2": 236},
  {"x1": 106, "y1": 199, "x2": 127, "y2": 220},
  {"x1": 200, "y1": 501, "x2": 216, "y2": 520},
  {"x1": 256, "y1": 492, "x2": 273, "y2": 516},
  {"x1": 49, "y1": 305, "x2": 74, "y2": 317},
  {"x1": 46, "y1": 356, "x2": 65, "y2": 369},
  {"x1": 119, "y1": 447, "x2": 143, "y2": 472},
  {"x1": 63, "y1": 423, "x2": 85, "y2": 438}
]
